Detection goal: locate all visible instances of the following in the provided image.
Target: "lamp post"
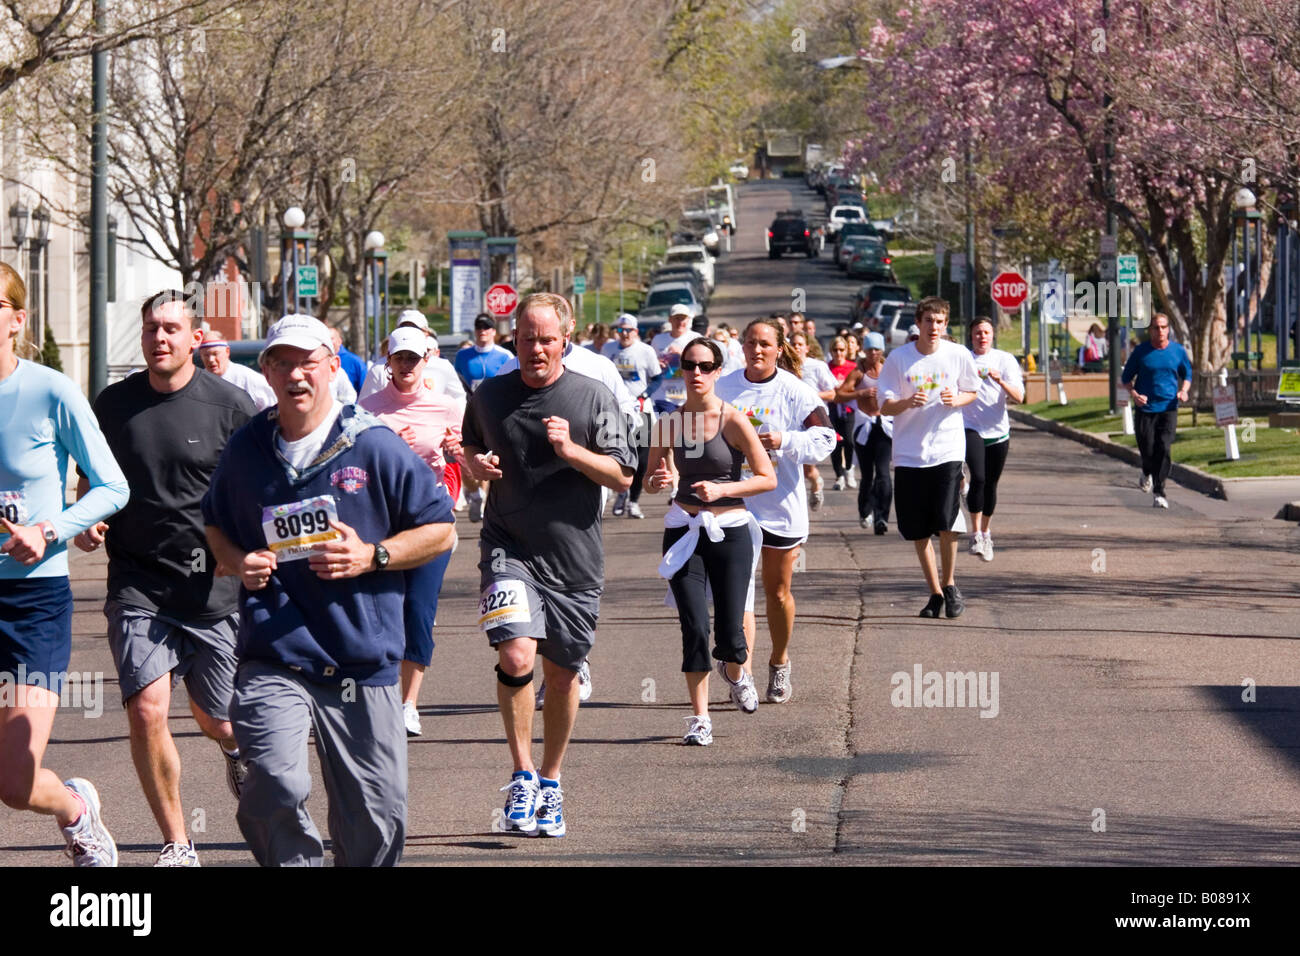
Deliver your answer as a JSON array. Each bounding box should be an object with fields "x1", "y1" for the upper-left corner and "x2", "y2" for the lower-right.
[
  {"x1": 9, "y1": 202, "x2": 28, "y2": 251},
  {"x1": 363, "y1": 230, "x2": 389, "y2": 361},
  {"x1": 279, "y1": 206, "x2": 315, "y2": 317},
  {"x1": 1231, "y1": 187, "x2": 1263, "y2": 370},
  {"x1": 29, "y1": 205, "x2": 50, "y2": 350}
]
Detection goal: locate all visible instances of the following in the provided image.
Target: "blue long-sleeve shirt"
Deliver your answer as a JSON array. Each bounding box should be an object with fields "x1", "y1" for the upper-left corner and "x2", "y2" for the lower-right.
[
  {"x1": 1120, "y1": 341, "x2": 1192, "y2": 414},
  {"x1": 0, "y1": 360, "x2": 129, "y2": 578}
]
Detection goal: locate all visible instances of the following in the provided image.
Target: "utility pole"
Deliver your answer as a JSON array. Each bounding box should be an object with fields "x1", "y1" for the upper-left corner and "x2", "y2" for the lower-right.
[
  {"x1": 89, "y1": 0, "x2": 108, "y2": 398},
  {"x1": 1104, "y1": 0, "x2": 1119, "y2": 414}
]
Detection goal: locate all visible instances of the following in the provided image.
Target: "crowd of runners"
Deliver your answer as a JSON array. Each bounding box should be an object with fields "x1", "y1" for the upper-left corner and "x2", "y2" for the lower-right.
[{"x1": 5, "y1": 247, "x2": 1107, "y2": 866}]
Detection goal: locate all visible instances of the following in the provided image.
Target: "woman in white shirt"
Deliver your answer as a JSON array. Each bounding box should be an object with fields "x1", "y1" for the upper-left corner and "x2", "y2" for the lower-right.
[
  {"x1": 963, "y1": 317, "x2": 1024, "y2": 561},
  {"x1": 790, "y1": 331, "x2": 837, "y2": 510},
  {"x1": 715, "y1": 318, "x2": 835, "y2": 705}
]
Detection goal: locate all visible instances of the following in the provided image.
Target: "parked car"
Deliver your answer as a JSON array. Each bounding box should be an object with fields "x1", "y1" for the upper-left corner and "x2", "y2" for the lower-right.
[
  {"x1": 648, "y1": 267, "x2": 710, "y2": 303},
  {"x1": 846, "y1": 238, "x2": 894, "y2": 280},
  {"x1": 766, "y1": 210, "x2": 818, "y2": 258},
  {"x1": 864, "y1": 299, "x2": 906, "y2": 331},
  {"x1": 729, "y1": 160, "x2": 749, "y2": 180},
  {"x1": 675, "y1": 216, "x2": 721, "y2": 256},
  {"x1": 837, "y1": 234, "x2": 874, "y2": 270},
  {"x1": 850, "y1": 282, "x2": 913, "y2": 324},
  {"x1": 826, "y1": 204, "x2": 867, "y2": 237},
  {"x1": 662, "y1": 244, "x2": 715, "y2": 291},
  {"x1": 883, "y1": 305, "x2": 918, "y2": 352},
  {"x1": 639, "y1": 281, "x2": 705, "y2": 323}
]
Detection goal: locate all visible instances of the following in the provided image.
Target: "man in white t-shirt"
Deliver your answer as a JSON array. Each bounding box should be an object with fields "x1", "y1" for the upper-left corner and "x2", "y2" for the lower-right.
[
  {"x1": 199, "y1": 330, "x2": 277, "y2": 410},
  {"x1": 648, "y1": 304, "x2": 702, "y2": 414},
  {"x1": 878, "y1": 297, "x2": 979, "y2": 619}
]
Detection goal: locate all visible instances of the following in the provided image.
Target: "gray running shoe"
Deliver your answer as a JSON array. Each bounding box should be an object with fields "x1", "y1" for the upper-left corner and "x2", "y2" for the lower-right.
[
  {"x1": 468, "y1": 492, "x2": 483, "y2": 523},
  {"x1": 154, "y1": 841, "x2": 200, "y2": 867},
  {"x1": 222, "y1": 745, "x2": 248, "y2": 799},
  {"x1": 612, "y1": 492, "x2": 627, "y2": 516},
  {"x1": 766, "y1": 661, "x2": 793, "y2": 704},
  {"x1": 626, "y1": 501, "x2": 645, "y2": 519},
  {"x1": 682, "y1": 715, "x2": 713, "y2": 746},
  {"x1": 61, "y1": 779, "x2": 118, "y2": 867},
  {"x1": 715, "y1": 660, "x2": 758, "y2": 713}
]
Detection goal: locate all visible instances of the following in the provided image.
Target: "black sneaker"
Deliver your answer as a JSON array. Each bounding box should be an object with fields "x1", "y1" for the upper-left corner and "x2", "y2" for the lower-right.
[
  {"x1": 919, "y1": 594, "x2": 944, "y2": 618},
  {"x1": 873, "y1": 520, "x2": 887, "y2": 535},
  {"x1": 943, "y1": 584, "x2": 965, "y2": 618}
]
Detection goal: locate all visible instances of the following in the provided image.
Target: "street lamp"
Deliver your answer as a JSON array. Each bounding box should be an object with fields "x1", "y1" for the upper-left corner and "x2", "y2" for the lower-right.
[
  {"x1": 363, "y1": 230, "x2": 389, "y2": 359},
  {"x1": 1231, "y1": 187, "x2": 1263, "y2": 370},
  {"x1": 280, "y1": 206, "x2": 315, "y2": 317},
  {"x1": 9, "y1": 202, "x2": 28, "y2": 249}
]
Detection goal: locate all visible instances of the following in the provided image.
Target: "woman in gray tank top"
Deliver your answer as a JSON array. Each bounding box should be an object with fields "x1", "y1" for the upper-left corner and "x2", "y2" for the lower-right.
[{"x1": 646, "y1": 339, "x2": 776, "y2": 746}]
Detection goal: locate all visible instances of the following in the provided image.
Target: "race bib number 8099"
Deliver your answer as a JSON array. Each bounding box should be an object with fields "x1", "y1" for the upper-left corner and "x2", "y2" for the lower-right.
[{"x1": 261, "y1": 495, "x2": 342, "y2": 561}]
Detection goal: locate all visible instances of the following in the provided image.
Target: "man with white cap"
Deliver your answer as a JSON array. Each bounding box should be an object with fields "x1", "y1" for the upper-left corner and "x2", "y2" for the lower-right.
[
  {"x1": 649, "y1": 304, "x2": 702, "y2": 415},
  {"x1": 357, "y1": 309, "x2": 466, "y2": 409},
  {"x1": 199, "y1": 329, "x2": 277, "y2": 410},
  {"x1": 604, "y1": 314, "x2": 660, "y2": 518},
  {"x1": 202, "y1": 312, "x2": 456, "y2": 866}
]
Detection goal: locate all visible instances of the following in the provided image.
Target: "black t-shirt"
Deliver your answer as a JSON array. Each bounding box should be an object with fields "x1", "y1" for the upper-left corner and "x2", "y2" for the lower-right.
[
  {"x1": 91, "y1": 368, "x2": 256, "y2": 621},
  {"x1": 462, "y1": 369, "x2": 635, "y2": 589}
]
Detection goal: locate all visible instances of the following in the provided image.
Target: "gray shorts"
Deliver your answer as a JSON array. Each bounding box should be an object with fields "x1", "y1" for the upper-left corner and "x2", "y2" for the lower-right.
[
  {"x1": 104, "y1": 600, "x2": 238, "y2": 721},
  {"x1": 477, "y1": 553, "x2": 601, "y2": 671}
]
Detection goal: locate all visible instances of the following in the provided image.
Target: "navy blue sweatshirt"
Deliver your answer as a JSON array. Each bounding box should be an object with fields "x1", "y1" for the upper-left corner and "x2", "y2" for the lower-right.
[{"x1": 201, "y1": 404, "x2": 452, "y2": 686}]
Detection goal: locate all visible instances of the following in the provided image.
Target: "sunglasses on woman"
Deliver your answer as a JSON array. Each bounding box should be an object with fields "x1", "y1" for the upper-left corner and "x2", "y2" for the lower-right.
[{"x1": 680, "y1": 358, "x2": 720, "y2": 373}]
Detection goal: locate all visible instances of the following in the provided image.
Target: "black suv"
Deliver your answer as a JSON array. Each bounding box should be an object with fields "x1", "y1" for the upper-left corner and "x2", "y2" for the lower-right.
[{"x1": 767, "y1": 210, "x2": 817, "y2": 259}]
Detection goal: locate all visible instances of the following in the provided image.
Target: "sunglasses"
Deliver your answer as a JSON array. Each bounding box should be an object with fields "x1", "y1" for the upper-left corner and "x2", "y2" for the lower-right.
[{"x1": 681, "y1": 359, "x2": 720, "y2": 373}]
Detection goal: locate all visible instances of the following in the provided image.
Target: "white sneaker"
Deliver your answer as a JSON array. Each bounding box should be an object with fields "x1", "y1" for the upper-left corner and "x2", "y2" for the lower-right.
[
  {"x1": 1154, "y1": 495, "x2": 1169, "y2": 509},
  {"x1": 766, "y1": 661, "x2": 793, "y2": 704},
  {"x1": 981, "y1": 534, "x2": 994, "y2": 562},
  {"x1": 626, "y1": 501, "x2": 645, "y2": 519},
  {"x1": 809, "y1": 488, "x2": 824, "y2": 511},
  {"x1": 969, "y1": 532, "x2": 983, "y2": 555},
  {"x1": 716, "y1": 660, "x2": 758, "y2": 713},
  {"x1": 154, "y1": 840, "x2": 200, "y2": 867},
  {"x1": 682, "y1": 715, "x2": 713, "y2": 746},
  {"x1": 846, "y1": 471, "x2": 857, "y2": 489},
  {"x1": 1139, "y1": 474, "x2": 1153, "y2": 492},
  {"x1": 61, "y1": 779, "x2": 117, "y2": 867},
  {"x1": 832, "y1": 476, "x2": 846, "y2": 491},
  {"x1": 403, "y1": 701, "x2": 422, "y2": 737},
  {"x1": 454, "y1": 488, "x2": 467, "y2": 512},
  {"x1": 577, "y1": 659, "x2": 593, "y2": 702},
  {"x1": 499, "y1": 772, "x2": 540, "y2": 834},
  {"x1": 612, "y1": 492, "x2": 627, "y2": 516}
]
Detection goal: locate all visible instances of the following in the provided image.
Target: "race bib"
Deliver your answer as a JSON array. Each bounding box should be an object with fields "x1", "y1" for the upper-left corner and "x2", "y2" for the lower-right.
[
  {"x1": 478, "y1": 579, "x2": 531, "y2": 631},
  {"x1": 0, "y1": 491, "x2": 29, "y2": 534},
  {"x1": 261, "y1": 495, "x2": 341, "y2": 561},
  {"x1": 665, "y1": 382, "x2": 687, "y2": 403}
]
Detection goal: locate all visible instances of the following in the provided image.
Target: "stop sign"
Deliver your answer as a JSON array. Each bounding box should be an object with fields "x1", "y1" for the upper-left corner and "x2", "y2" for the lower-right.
[
  {"x1": 990, "y1": 271, "x2": 1028, "y2": 310},
  {"x1": 484, "y1": 283, "x2": 518, "y2": 316}
]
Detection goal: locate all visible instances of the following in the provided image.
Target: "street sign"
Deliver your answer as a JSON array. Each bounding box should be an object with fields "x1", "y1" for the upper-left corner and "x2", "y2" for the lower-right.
[
  {"x1": 1117, "y1": 254, "x2": 1139, "y2": 286},
  {"x1": 1213, "y1": 384, "x2": 1239, "y2": 426},
  {"x1": 990, "y1": 271, "x2": 1029, "y2": 310},
  {"x1": 484, "y1": 282, "x2": 518, "y2": 316},
  {"x1": 296, "y1": 265, "x2": 318, "y2": 297},
  {"x1": 1099, "y1": 235, "x2": 1117, "y2": 257},
  {"x1": 1098, "y1": 257, "x2": 1117, "y2": 281},
  {"x1": 573, "y1": 275, "x2": 587, "y2": 295},
  {"x1": 1278, "y1": 368, "x2": 1300, "y2": 402},
  {"x1": 950, "y1": 253, "x2": 966, "y2": 282},
  {"x1": 934, "y1": 242, "x2": 945, "y2": 268}
]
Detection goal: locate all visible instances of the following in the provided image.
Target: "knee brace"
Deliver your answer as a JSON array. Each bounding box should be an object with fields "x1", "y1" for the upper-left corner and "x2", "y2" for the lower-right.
[{"x1": 495, "y1": 664, "x2": 533, "y2": 687}]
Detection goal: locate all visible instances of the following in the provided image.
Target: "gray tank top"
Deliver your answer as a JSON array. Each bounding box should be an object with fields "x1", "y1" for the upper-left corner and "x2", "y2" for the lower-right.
[{"x1": 674, "y1": 423, "x2": 745, "y2": 508}]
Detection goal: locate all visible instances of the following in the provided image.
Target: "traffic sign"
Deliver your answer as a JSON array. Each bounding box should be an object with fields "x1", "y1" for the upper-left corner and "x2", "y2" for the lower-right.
[
  {"x1": 1099, "y1": 235, "x2": 1117, "y2": 257},
  {"x1": 1213, "y1": 385, "x2": 1239, "y2": 426},
  {"x1": 949, "y1": 253, "x2": 966, "y2": 282},
  {"x1": 296, "y1": 265, "x2": 318, "y2": 297},
  {"x1": 573, "y1": 275, "x2": 587, "y2": 295},
  {"x1": 1117, "y1": 254, "x2": 1140, "y2": 286},
  {"x1": 990, "y1": 271, "x2": 1029, "y2": 310},
  {"x1": 934, "y1": 242, "x2": 945, "y2": 268},
  {"x1": 484, "y1": 282, "x2": 518, "y2": 316}
]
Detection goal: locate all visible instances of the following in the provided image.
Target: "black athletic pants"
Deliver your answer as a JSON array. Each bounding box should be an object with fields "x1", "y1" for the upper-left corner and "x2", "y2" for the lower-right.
[
  {"x1": 854, "y1": 422, "x2": 893, "y2": 522},
  {"x1": 828, "y1": 405, "x2": 854, "y2": 477},
  {"x1": 629, "y1": 412, "x2": 651, "y2": 502},
  {"x1": 964, "y1": 430, "x2": 1011, "y2": 517},
  {"x1": 1135, "y1": 408, "x2": 1178, "y2": 496},
  {"x1": 663, "y1": 524, "x2": 752, "y2": 673}
]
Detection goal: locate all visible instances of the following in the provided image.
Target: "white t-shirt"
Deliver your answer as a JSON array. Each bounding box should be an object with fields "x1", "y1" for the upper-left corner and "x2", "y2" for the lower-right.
[
  {"x1": 800, "y1": 356, "x2": 839, "y2": 413},
  {"x1": 878, "y1": 340, "x2": 980, "y2": 468},
  {"x1": 649, "y1": 330, "x2": 702, "y2": 406},
  {"x1": 358, "y1": 355, "x2": 467, "y2": 411},
  {"x1": 963, "y1": 348, "x2": 1023, "y2": 440},
  {"x1": 714, "y1": 367, "x2": 836, "y2": 539},
  {"x1": 220, "y1": 361, "x2": 276, "y2": 411},
  {"x1": 276, "y1": 400, "x2": 344, "y2": 472},
  {"x1": 608, "y1": 340, "x2": 661, "y2": 401}
]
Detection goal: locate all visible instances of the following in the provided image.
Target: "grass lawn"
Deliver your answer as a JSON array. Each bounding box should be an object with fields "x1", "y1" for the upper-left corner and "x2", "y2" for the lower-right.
[{"x1": 1020, "y1": 395, "x2": 1300, "y2": 477}]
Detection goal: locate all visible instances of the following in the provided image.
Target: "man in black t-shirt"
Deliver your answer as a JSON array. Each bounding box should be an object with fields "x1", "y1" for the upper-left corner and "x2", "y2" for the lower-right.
[
  {"x1": 461, "y1": 293, "x2": 635, "y2": 839},
  {"x1": 75, "y1": 291, "x2": 255, "y2": 867}
]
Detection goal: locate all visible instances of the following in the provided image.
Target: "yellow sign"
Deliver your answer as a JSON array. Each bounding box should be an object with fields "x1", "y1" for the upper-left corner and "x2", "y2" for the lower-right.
[{"x1": 1279, "y1": 370, "x2": 1300, "y2": 399}]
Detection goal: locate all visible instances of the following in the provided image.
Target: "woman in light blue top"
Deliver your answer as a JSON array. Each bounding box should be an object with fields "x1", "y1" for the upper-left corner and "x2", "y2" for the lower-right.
[{"x1": 0, "y1": 262, "x2": 129, "y2": 866}]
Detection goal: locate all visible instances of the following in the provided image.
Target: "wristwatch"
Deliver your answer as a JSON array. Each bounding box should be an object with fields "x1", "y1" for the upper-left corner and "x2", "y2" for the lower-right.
[
  {"x1": 39, "y1": 521, "x2": 57, "y2": 544},
  {"x1": 372, "y1": 542, "x2": 390, "y2": 571}
]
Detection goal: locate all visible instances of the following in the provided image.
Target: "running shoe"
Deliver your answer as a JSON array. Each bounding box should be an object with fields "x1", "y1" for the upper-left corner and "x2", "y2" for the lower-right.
[
  {"x1": 1153, "y1": 495, "x2": 1169, "y2": 509},
  {"x1": 454, "y1": 488, "x2": 467, "y2": 512},
  {"x1": 873, "y1": 519, "x2": 888, "y2": 536},
  {"x1": 832, "y1": 476, "x2": 846, "y2": 491},
  {"x1": 535, "y1": 678, "x2": 546, "y2": 708},
  {"x1": 154, "y1": 841, "x2": 200, "y2": 867},
  {"x1": 765, "y1": 661, "x2": 793, "y2": 704},
  {"x1": 859, "y1": 514, "x2": 871, "y2": 529},
  {"x1": 918, "y1": 594, "x2": 944, "y2": 619},
  {"x1": 981, "y1": 535, "x2": 994, "y2": 562},
  {"x1": 715, "y1": 660, "x2": 759, "y2": 713},
  {"x1": 577, "y1": 659, "x2": 593, "y2": 702},
  {"x1": 403, "y1": 701, "x2": 422, "y2": 737},
  {"x1": 809, "y1": 488, "x2": 824, "y2": 511},
  {"x1": 1139, "y1": 473, "x2": 1153, "y2": 492},
  {"x1": 682, "y1": 715, "x2": 713, "y2": 746},
  {"x1": 612, "y1": 492, "x2": 627, "y2": 516},
  {"x1": 221, "y1": 744, "x2": 248, "y2": 799},
  {"x1": 943, "y1": 584, "x2": 965, "y2": 618},
  {"x1": 499, "y1": 771, "x2": 539, "y2": 834},
  {"x1": 968, "y1": 532, "x2": 983, "y2": 555},
  {"x1": 846, "y1": 471, "x2": 858, "y2": 489},
  {"x1": 535, "y1": 779, "x2": 565, "y2": 837},
  {"x1": 468, "y1": 492, "x2": 483, "y2": 523},
  {"x1": 626, "y1": 502, "x2": 645, "y2": 519},
  {"x1": 61, "y1": 779, "x2": 117, "y2": 867}
]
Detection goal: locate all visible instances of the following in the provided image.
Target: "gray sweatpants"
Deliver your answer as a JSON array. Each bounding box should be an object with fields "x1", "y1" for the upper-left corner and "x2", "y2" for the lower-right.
[{"x1": 230, "y1": 659, "x2": 407, "y2": 867}]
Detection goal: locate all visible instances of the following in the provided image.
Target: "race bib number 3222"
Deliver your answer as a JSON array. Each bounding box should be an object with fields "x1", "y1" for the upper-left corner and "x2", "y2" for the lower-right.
[
  {"x1": 261, "y1": 495, "x2": 341, "y2": 561},
  {"x1": 478, "y1": 579, "x2": 531, "y2": 631}
]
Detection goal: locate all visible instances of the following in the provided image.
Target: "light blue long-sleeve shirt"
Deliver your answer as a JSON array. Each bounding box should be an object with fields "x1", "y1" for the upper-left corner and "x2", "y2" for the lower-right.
[{"x1": 0, "y1": 359, "x2": 129, "y2": 578}]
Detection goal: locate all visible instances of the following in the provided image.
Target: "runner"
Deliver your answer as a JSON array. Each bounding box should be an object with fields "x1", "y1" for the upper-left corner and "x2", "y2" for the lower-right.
[
  {"x1": 878, "y1": 297, "x2": 980, "y2": 619},
  {"x1": 454, "y1": 313, "x2": 513, "y2": 522},
  {"x1": 199, "y1": 329, "x2": 276, "y2": 410},
  {"x1": 358, "y1": 310, "x2": 466, "y2": 408},
  {"x1": 1120, "y1": 312, "x2": 1192, "y2": 509},
  {"x1": 0, "y1": 262, "x2": 129, "y2": 867},
  {"x1": 963, "y1": 317, "x2": 1024, "y2": 560},
  {"x1": 646, "y1": 338, "x2": 775, "y2": 744},
  {"x1": 715, "y1": 317, "x2": 835, "y2": 703},
  {"x1": 332, "y1": 326, "x2": 367, "y2": 394},
  {"x1": 606, "y1": 314, "x2": 662, "y2": 519},
  {"x1": 202, "y1": 313, "x2": 456, "y2": 866},
  {"x1": 359, "y1": 327, "x2": 462, "y2": 737},
  {"x1": 73, "y1": 290, "x2": 257, "y2": 867},
  {"x1": 649, "y1": 304, "x2": 702, "y2": 415},
  {"x1": 790, "y1": 330, "x2": 837, "y2": 510},
  {"x1": 836, "y1": 331, "x2": 894, "y2": 533},
  {"x1": 461, "y1": 293, "x2": 635, "y2": 837}
]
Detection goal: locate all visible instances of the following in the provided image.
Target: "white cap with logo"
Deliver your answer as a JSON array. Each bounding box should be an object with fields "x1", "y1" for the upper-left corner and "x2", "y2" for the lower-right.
[
  {"x1": 388, "y1": 327, "x2": 430, "y2": 357},
  {"x1": 259, "y1": 313, "x2": 334, "y2": 364},
  {"x1": 396, "y1": 309, "x2": 430, "y2": 332}
]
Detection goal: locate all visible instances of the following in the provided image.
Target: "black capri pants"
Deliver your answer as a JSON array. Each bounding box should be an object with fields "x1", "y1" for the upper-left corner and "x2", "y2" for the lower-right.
[
  {"x1": 662, "y1": 524, "x2": 752, "y2": 673},
  {"x1": 964, "y1": 430, "x2": 1010, "y2": 517}
]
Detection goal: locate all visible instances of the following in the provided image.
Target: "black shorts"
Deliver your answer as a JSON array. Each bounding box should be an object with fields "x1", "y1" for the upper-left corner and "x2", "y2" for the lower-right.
[
  {"x1": 894, "y1": 461, "x2": 964, "y2": 541},
  {"x1": 760, "y1": 529, "x2": 805, "y2": 551}
]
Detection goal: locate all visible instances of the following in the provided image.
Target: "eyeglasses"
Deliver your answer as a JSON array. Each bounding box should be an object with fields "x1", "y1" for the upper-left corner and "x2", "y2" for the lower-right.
[
  {"x1": 265, "y1": 350, "x2": 330, "y2": 375},
  {"x1": 681, "y1": 359, "x2": 719, "y2": 373},
  {"x1": 0, "y1": 300, "x2": 14, "y2": 310},
  {"x1": 616, "y1": 327, "x2": 634, "y2": 333}
]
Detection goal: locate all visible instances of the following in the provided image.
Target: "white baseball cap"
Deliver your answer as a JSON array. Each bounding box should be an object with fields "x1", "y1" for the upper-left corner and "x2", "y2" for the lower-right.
[
  {"x1": 260, "y1": 313, "x2": 334, "y2": 364},
  {"x1": 614, "y1": 314, "x2": 638, "y2": 330},
  {"x1": 396, "y1": 309, "x2": 430, "y2": 332},
  {"x1": 669, "y1": 304, "x2": 692, "y2": 318},
  {"x1": 388, "y1": 327, "x2": 430, "y2": 358}
]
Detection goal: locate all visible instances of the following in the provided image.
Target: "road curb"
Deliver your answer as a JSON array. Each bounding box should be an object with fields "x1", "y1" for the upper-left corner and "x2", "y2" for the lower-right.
[{"x1": 1008, "y1": 408, "x2": 1228, "y2": 500}]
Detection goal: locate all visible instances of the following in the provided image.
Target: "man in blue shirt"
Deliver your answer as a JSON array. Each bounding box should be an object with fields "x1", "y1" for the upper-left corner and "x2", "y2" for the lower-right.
[
  {"x1": 330, "y1": 326, "x2": 366, "y2": 394},
  {"x1": 1120, "y1": 313, "x2": 1192, "y2": 509}
]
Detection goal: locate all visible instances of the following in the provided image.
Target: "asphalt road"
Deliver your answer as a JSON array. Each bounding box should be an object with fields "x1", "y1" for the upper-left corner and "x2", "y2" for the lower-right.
[{"x1": 6, "y1": 180, "x2": 1299, "y2": 867}]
